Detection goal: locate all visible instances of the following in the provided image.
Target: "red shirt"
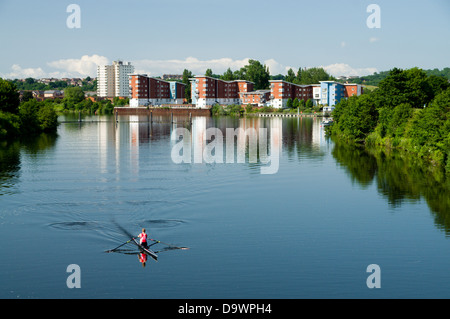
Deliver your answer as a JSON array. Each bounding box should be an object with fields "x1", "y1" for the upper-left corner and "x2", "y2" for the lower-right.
[
  {"x1": 138, "y1": 232, "x2": 147, "y2": 244},
  {"x1": 139, "y1": 253, "x2": 147, "y2": 263}
]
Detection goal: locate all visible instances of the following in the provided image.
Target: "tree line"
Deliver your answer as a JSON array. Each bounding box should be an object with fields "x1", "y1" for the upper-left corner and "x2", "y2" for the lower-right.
[
  {"x1": 203, "y1": 63, "x2": 334, "y2": 89},
  {"x1": 328, "y1": 67, "x2": 450, "y2": 174}
]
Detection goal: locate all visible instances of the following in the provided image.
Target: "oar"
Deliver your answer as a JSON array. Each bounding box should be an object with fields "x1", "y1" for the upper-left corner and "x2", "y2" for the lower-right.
[
  {"x1": 105, "y1": 239, "x2": 134, "y2": 253},
  {"x1": 150, "y1": 238, "x2": 189, "y2": 250}
]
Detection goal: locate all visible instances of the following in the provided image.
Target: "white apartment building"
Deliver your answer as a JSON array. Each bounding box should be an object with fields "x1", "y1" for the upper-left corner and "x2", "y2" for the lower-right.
[
  {"x1": 97, "y1": 65, "x2": 115, "y2": 97},
  {"x1": 97, "y1": 61, "x2": 135, "y2": 98}
]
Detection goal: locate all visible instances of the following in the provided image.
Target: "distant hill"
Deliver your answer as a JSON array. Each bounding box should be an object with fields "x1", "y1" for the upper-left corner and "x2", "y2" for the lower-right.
[{"x1": 341, "y1": 68, "x2": 450, "y2": 87}]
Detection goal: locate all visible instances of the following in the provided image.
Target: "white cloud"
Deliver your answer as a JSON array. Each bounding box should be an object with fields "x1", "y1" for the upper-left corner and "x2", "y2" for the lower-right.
[
  {"x1": 2, "y1": 64, "x2": 47, "y2": 79},
  {"x1": 47, "y1": 54, "x2": 109, "y2": 77},
  {"x1": 340, "y1": 41, "x2": 347, "y2": 48},
  {"x1": 264, "y1": 59, "x2": 292, "y2": 75},
  {"x1": 322, "y1": 63, "x2": 378, "y2": 77},
  {"x1": 369, "y1": 37, "x2": 379, "y2": 43},
  {"x1": 1, "y1": 54, "x2": 109, "y2": 79}
]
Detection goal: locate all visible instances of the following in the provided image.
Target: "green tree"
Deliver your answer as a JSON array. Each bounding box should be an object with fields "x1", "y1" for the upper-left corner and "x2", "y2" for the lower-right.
[
  {"x1": 0, "y1": 78, "x2": 20, "y2": 114},
  {"x1": 286, "y1": 98, "x2": 293, "y2": 109},
  {"x1": 182, "y1": 69, "x2": 193, "y2": 103},
  {"x1": 240, "y1": 59, "x2": 270, "y2": 90},
  {"x1": 24, "y1": 77, "x2": 35, "y2": 85},
  {"x1": 233, "y1": 69, "x2": 245, "y2": 80},
  {"x1": 285, "y1": 68, "x2": 296, "y2": 83},
  {"x1": 296, "y1": 68, "x2": 303, "y2": 84},
  {"x1": 18, "y1": 99, "x2": 40, "y2": 134},
  {"x1": 332, "y1": 95, "x2": 378, "y2": 141},
  {"x1": 298, "y1": 99, "x2": 306, "y2": 110},
  {"x1": 222, "y1": 68, "x2": 235, "y2": 81},
  {"x1": 64, "y1": 87, "x2": 85, "y2": 104},
  {"x1": 37, "y1": 105, "x2": 58, "y2": 132},
  {"x1": 205, "y1": 69, "x2": 213, "y2": 77},
  {"x1": 377, "y1": 67, "x2": 433, "y2": 108},
  {"x1": 300, "y1": 67, "x2": 333, "y2": 84}
]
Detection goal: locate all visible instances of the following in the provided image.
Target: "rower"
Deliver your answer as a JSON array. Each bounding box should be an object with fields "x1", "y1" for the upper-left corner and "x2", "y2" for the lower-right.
[{"x1": 138, "y1": 228, "x2": 149, "y2": 249}]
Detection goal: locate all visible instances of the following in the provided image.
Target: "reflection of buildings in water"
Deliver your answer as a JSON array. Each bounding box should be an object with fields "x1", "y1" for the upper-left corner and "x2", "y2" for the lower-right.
[
  {"x1": 115, "y1": 120, "x2": 120, "y2": 175},
  {"x1": 271, "y1": 117, "x2": 282, "y2": 153},
  {"x1": 112, "y1": 115, "x2": 282, "y2": 174},
  {"x1": 129, "y1": 116, "x2": 139, "y2": 176},
  {"x1": 98, "y1": 121, "x2": 109, "y2": 174},
  {"x1": 312, "y1": 118, "x2": 326, "y2": 148},
  {"x1": 187, "y1": 116, "x2": 282, "y2": 168},
  {"x1": 191, "y1": 117, "x2": 206, "y2": 163}
]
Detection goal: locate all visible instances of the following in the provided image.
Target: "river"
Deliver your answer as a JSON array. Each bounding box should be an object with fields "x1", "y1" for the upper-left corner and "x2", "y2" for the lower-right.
[{"x1": 0, "y1": 114, "x2": 449, "y2": 299}]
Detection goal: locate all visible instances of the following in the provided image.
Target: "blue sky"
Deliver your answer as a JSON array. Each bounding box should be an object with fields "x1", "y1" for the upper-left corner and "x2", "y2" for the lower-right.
[{"x1": 0, "y1": 0, "x2": 449, "y2": 79}]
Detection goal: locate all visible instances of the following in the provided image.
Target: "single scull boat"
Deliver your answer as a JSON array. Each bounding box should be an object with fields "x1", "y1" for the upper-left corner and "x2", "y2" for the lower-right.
[{"x1": 132, "y1": 238, "x2": 158, "y2": 261}]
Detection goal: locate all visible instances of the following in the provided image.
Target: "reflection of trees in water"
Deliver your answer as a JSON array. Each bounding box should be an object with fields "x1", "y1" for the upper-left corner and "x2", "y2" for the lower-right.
[
  {"x1": 332, "y1": 142, "x2": 377, "y2": 188},
  {"x1": 0, "y1": 141, "x2": 21, "y2": 195},
  {"x1": 331, "y1": 138, "x2": 450, "y2": 235},
  {"x1": 0, "y1": 133, "x2": 57, "y2": 196},
  {"x1": 283, "y1": 118, "x2": 326, "y2": 161}
]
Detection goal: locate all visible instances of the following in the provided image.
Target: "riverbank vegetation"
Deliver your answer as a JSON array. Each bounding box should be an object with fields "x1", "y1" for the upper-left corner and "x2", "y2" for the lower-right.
[
  {"x1": 1, "y1": 78, "x2": 58, "y2": 139},
  {"x1": 0, "y1": 79, "x2": 126, "y2": 139},
  {"x1": 328, "y1": 67, "x2": 450, "y2": 174},
  {"x1": 52, "y1": 87, "x2": 127, "y2": 115}
]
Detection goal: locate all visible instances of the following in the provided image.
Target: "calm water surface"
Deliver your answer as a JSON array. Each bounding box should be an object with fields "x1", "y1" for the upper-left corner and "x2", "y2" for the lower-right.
[{"x1": 0, "y1": 114, "x2": 449, "y2": 299}]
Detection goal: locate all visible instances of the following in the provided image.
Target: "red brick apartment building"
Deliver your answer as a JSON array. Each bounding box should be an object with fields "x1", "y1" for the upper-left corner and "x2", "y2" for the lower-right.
[
  {"x1": 191, "y1": 76, "x2": 254, "y2": 108},
  {"x1": 269, "y1": 80, "x2": 314, "y2": 108},
  {"x1": 129, "y1": 74, "x2": 185, "y2": 107}
]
